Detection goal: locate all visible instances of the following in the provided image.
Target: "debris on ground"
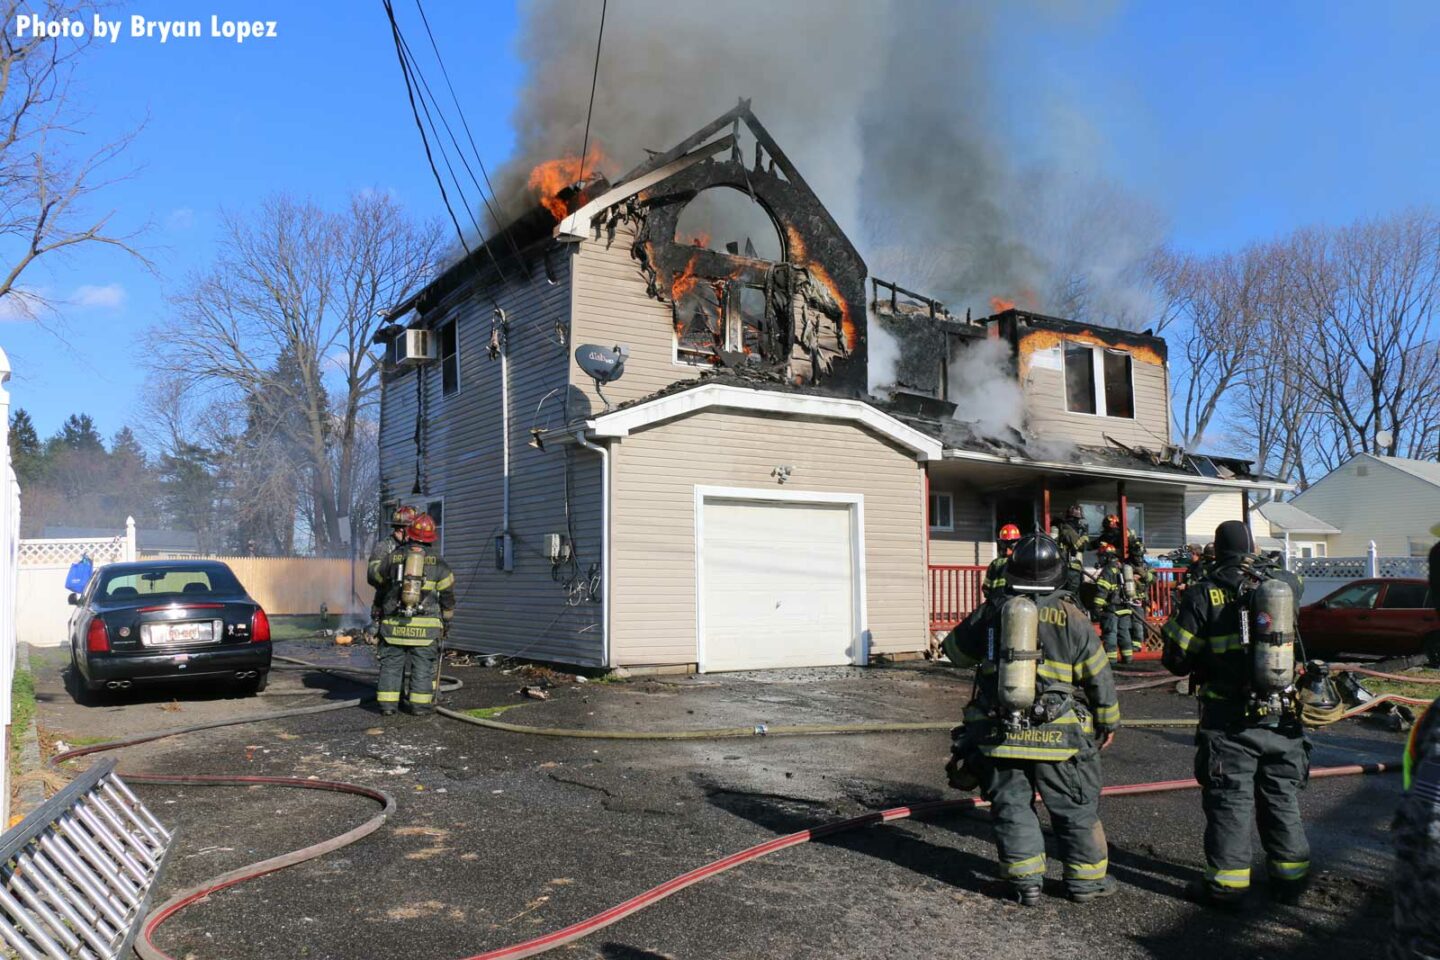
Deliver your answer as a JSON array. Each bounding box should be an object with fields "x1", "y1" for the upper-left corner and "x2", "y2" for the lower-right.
[
  {"x1": 520, "y1": 686, "x2": 550, "y2": 701},
  {"x1": 516, "y1": 664, "x2": 576, "y2": 686}
]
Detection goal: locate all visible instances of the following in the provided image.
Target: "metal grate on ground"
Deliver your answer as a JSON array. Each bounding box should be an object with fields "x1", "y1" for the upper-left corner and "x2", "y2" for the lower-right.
[{"x1": 0, "y1": 758, "x2": 173, "y2": 960}]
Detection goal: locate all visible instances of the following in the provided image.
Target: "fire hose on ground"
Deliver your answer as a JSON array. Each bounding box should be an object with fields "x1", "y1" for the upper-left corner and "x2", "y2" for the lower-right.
[{"x1": 45, "y1": 653, "x2": 1425, "y2": 960}]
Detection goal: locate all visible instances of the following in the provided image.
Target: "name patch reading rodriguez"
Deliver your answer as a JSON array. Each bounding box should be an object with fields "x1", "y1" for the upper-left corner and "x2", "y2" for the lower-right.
[{"x1": 13, "y1": 14, "x2": 279, "y2": 44}]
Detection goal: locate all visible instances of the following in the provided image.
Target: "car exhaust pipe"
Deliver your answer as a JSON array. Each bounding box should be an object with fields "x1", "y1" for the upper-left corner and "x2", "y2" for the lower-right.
[
  {"x1": 105, "y1": 680, "x2": 132, "y2": 690},
  {"x1": 235, "y1": 671, "x2": 257, "y2": 679}
]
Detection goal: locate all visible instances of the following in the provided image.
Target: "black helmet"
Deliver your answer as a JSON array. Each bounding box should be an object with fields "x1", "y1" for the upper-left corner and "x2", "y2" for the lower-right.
[
  {"x1": 1066, "y1": 504, "x2": 1084, "y2": 521},
  {"x1": 1006, "y1": 533, "x2": 1065, "y2": 593},
  {"x1": 1214, "y1": 520, "x2": 1253, "y2": 560}
]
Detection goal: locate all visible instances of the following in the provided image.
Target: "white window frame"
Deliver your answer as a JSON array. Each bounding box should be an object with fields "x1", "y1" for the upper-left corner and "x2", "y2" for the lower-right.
[
  {"x1": 928, "y1": 492, "x2": 955, "y2": 533},
  {"x1": 438, "y1": 319, "x2": 460, "y2": 398},
  {"x1": 1063, "y1": 341, "x2": 1136, "y2": 420},
  {"x1": 692, "y1": 485, "x2": 868, "y2": 673},
  {"x1": 1079, "y1": 501, "x2": 1145, "y2": 543}
]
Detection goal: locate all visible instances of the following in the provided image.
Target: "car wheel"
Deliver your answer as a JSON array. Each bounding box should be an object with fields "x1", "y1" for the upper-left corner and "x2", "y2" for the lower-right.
[
  {"x1": 1424, "y1": 633, "x2": 1440, "y2": 668},
  {"x1": 239, "y1": 672, "x2": 269, "y2": 697},
  {"x1": 68, "y1": 647, "x2": 100, "y2": 706}
]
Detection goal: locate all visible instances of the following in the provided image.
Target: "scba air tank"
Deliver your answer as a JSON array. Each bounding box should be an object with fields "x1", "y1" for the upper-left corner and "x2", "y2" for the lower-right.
[
  {"x1": 400, "y1": 546, "x2": 427, "y2": 610},
  {"x1": 998, "y1": 596, "x2": 1040, "y2": 713},
  {"x1": 1251, "y1": 578, "x2": 1296, "y2": 695}
]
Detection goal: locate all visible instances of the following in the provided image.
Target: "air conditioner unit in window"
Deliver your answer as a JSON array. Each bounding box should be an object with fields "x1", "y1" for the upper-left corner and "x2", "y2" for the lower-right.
[{"x1": 395, "y1": 329, "x2": 438, "y2": 367}]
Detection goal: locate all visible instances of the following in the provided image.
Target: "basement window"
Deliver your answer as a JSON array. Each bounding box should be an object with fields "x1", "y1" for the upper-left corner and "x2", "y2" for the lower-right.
[
  {"x1": 929, "y1": 492, "x2": 954, "y2": 533},
  {"x1": 438, "y1": 320, "x2": 460, "y2": 397},
  {"x1": 1064, "y1": 342, "x2": 1135, "y2": 419}
]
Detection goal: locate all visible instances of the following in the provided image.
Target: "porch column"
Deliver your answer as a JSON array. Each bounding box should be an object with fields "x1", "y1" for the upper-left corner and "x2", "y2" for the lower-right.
[
  {"x1": 1041, "y1": 480, "x2": 1052, "y2": 536},
  {"x1": 1117, "y1": 480, "x2": 1128, "y2": 549},
  {"x1": 1241, "y1": 491, "x2": 1251, "y2": 535}
]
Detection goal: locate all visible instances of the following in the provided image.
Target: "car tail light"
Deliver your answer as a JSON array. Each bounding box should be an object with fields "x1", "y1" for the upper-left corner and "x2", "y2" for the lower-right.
[
  {"x1": 86, "y1": 617, "x2": 109, "y2": 653},
  {"x1": 251, "y1": 608, "x2": 271, "y2": 643}
]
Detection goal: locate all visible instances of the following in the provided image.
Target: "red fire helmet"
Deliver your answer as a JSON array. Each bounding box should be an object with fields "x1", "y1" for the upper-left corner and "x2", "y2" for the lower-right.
[{"x1": 406, "y1": 513, "x2": 438, "y2": 544}]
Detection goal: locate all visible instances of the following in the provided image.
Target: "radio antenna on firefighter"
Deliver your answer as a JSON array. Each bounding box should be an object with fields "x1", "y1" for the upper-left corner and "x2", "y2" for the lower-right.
[{"x1": 575, "y1": 343, "x2": 628, "y2": 411}]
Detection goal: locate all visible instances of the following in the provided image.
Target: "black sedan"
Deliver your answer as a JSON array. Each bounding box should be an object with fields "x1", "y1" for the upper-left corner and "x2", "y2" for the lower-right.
[{"x1": 67, "y1": 560, "x2": 272, "y2": 701}]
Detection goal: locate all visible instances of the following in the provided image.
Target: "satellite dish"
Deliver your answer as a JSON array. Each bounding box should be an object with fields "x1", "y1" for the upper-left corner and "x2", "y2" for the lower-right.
[
  {"x1": 1376, "y1": 429, "x2": 1394, "y2": 449},
  {"x1": 575, "y1": 344, "x2": 629, "y2": 410}
]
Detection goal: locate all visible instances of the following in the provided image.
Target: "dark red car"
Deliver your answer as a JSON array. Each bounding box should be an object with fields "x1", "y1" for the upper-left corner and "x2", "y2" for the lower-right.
[{"x1": 1299, "y1": 578, "x2": 1438, "y2": 663}]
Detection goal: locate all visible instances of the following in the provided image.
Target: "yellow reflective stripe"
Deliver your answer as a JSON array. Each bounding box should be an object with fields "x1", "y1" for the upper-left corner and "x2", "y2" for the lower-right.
[
  {"x1": 986, "y1": 745, "x2": 1078, "y2": 761},
  {"x1": 1268, "y1": 860, "x2": 1309, "y2": 880},
  {"x1": 1075, "y1": 648, "x2": 1109, "y2": 681},
  {"x1": 1064, "y1": 859, "x2": 1108, "y2": 881},
  {"x1": 1095, "y1": 704, "x2": 1120, "y2": 725},
  {"x1": 385, "y1": 616, "x2": 445, "y2": 628},
  {"x1": 409, "y1": 692, "x2": 434, "y2": 704},
  {"x1": 1106, "y1": 651, "x2": 1119, "y2": 662},
  {"x1": 376, "y1": 691, "x2": 401, "y2": 703},
  {"x1": 1003, "y1": 854, "x2": 1046, "y2": 878},
  {"x1": 434, "y1": 574, "x2": 454, "y2": 591},
  {"x1": 1037, "y1": 660, "x2": 1074, "y2": 682},
  {"x1": 1095, "y1": 579, "x2": 1115, "y2": 590},
  {"x1": 1207, "y1": 867, "x2": 1251, "y2": 889},
  {"x1": 1162, "y1": 620, "x2": 1195, "y2": 652},
  {"x1": 1208, "y1": 633, "x2": 1242, "y2": 654},
  {"x1": 1094, "y1": 598, "x2": 1109, "y2": 608}
]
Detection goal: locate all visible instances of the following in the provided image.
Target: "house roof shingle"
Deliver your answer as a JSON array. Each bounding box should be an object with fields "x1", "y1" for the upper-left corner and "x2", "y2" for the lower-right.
[{"x1": 1256, "y1": 500, "x2": 1341, "y2": 534}]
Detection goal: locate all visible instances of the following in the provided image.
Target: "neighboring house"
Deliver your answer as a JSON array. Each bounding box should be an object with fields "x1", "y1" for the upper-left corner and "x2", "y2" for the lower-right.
[
  {"x1": 42, "y1": 526, "x2": 201, "y2": 559},
  {"x1": 1291, "y1": 453, "x2": 1440, "y2": 557},
  {"x1": 375, "y1": 103, "x2": 1287, "y2": 673},
  {"x1": 1254, "y1": 501, "x2": 1340, "y2": 559}
]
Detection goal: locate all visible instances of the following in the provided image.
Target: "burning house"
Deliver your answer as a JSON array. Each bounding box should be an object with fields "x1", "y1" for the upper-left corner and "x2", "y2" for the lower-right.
[{"x1": 376, "y1": 102, "x2": 1287, "y2": 672}]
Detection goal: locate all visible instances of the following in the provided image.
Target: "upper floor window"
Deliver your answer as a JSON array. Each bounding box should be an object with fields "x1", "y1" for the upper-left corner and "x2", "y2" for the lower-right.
[
  {"x1": 1064, "y1": 342, "x2": 1134, "y2": 418},
  {"x1": 438, "y1": 320, "x2": 459, "y2": 397},
  {"x1": 676, "y1": 282, "x2": 768, "y2": 366}
]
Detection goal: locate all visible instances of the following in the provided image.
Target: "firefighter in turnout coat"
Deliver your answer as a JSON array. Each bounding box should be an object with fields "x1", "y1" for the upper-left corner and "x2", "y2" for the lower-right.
[
  {"x1": 943, "y1": 533, "x2": 1121, "y2": 905},
  {"x1": 1161, "y1": 519, "x2": 1309, "y2": 907},
  {"x1": 371, "y1": 514, "x2": 455, "y2": 716},
  {"x1": 1125, "y1": 536, "x2": 1154, "y2": 657},
  {"x1": 982, "y1": 524, "x2": 1024, "y2": 599},
  {"x1": 1091, "y1": 541, "x2": 1133, "y2": 663},
  {"x1": 367, "y1": 505, "x2": 418, "y2": 627},
  {"x1": 1055, "y1": 505, "x2": 1090, "y2": 595}
]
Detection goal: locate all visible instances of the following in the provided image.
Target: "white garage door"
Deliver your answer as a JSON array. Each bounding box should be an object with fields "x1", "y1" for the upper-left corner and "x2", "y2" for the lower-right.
[{"x1": 699, "y1": 497, "x2": 858, "y2": 672}]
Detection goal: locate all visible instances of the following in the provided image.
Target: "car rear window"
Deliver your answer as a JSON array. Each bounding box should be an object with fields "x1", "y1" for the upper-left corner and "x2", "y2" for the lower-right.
[
  {"x1": 1381, "y1": 583, "x2": 1430, "y2": 609},
  {"x1": 98, "y1": 567, "x2": 242, "y2": 602}
]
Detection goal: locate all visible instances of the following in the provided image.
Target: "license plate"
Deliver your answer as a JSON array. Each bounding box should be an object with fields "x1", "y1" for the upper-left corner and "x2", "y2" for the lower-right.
[{"x1": 142, "y1": 620, "x2": 220, "y2": 646}]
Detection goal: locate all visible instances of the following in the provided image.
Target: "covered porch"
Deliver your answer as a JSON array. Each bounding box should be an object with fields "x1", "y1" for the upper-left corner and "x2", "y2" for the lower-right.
[{"x1": 924, "y1": 451, "x2": 1291, "y2": 641}]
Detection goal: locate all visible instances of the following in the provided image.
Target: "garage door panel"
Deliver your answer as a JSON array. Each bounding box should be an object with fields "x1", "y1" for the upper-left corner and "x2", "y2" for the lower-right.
[{"x1": 700, "y1": 498, "x2": 858, "y2": 672}]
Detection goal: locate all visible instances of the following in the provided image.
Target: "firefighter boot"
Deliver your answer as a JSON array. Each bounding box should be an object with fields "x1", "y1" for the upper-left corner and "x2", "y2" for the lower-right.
[
  {"x1": 1069, "y1": 875, "x2": 1118, "y2": 903},
  {"x1": 1009, "y1": 883, "x2": 1042, "y2": 908}
]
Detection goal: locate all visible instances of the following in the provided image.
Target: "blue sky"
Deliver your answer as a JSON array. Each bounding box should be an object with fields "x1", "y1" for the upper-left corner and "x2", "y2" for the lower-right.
[{"x1": 3, "y1": 0, "x2": 1439, "y2": 442}]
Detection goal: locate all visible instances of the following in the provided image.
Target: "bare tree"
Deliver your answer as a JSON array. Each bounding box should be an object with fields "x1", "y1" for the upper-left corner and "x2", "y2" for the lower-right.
[
  {"x1": 153, "y1": 193, "x2": 440, "y2": 555},
  {"x1": 1286, "y1": 211, "x2": 1440, "y2": 472},
  {"x1": 0, "y1": 1, "x2": 148, "y2": 317}
]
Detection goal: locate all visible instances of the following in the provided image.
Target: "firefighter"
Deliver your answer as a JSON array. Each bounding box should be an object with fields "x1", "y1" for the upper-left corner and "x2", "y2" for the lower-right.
[
  {"x1": 1099, "y1": 513, "x2": 1122, "y2": 553},
  {"x1": 367, "y1": 505, "x2": 418, "y2": 627},
  {"x1": 1125, "y1": 535, "x2": 1154, "y2": 658},
  {"x1": 373, "y1": 513, "x2": 455, "y2": 717},
  {"x1": 1176, "y1": 545, "x2": 1202, "y2": 595},
  {"x1": 942, "y1": 532, "x2": 1121, "y2": 905},
  {"x1": 1161, "y1": 519, "x2": 1309, "y2": 907},
  {"x1": 983, "y1": 524, "x2": 1023, "y2": 599},
  {"x1": 1092, "y1": 541, "x2": 1131, "y2": 664},
  {"x1": 1055, "y1": 505, "x2": 1089, "y2": 595}
]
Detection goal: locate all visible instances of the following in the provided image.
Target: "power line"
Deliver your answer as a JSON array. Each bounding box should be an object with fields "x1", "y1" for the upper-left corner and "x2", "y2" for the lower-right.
[
  {"x1": 577, "y1": 0, "x2": 607, "y2": 184},
  {"x1": 410, "y1": 0, "x2": 520, "y2": 247}
]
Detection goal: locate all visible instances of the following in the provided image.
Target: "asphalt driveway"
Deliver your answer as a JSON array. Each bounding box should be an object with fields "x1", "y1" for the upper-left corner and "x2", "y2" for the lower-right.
[{"x1": 28, "y1": 641, "x2": 1408, "y2": 960}]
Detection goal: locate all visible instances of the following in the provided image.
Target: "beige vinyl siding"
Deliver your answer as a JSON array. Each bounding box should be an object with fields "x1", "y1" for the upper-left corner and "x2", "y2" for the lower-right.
[
  {"x1": 1185, "y1": 492, "x2": 1249, "y2": 544},
  {"x1": 1023, "y1": 353, "x2": 1171, "y2": 450},
  {"x1": 568, "y1": 222, "x2": 700, "y2": 415},
  {"x1": 608, "y1": 410, "x2": 928, "y2": 666},
  {"x1": 378, "y1": 252, "x2": 608, "y2": 665},
  {"x1": 1291, "y1": 455, "x2": 1440, "y2": 556},
  {"x1": 927, "y1": 481, "x2": 994, "y2": 566}
]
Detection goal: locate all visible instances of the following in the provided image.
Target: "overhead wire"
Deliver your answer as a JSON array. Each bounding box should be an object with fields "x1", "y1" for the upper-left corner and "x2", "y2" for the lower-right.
[{"x1": 576, "y1": 0, "x2": 608, "y2": 185}]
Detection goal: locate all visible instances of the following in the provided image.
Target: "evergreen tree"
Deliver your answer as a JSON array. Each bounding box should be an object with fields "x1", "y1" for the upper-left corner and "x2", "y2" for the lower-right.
[
  {"x1": 8, "y1": 408, "x2": 43, "y2": 488},
  {"x1": 53, "y1": 414, "x2": 104, "y2": 454}
]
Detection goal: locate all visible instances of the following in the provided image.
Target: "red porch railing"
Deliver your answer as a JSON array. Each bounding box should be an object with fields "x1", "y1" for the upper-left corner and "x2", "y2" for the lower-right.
[{"x1": 928, "y1": 564, "x2": 1188, "y2": 639}]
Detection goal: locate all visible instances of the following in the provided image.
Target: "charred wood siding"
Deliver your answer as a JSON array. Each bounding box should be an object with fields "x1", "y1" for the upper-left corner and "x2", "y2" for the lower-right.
[
  {"x1": 568, "y1": 222, "x2": 702, "y2": 413},
  {"x1": 378, "y1": 252, "x2": 607, "y2": 665},
  {"x1": 1019, "y1": 334, "x2": 1172, "y2": 450},
  {"x1": 608, "y1": 410, "x2": 928, "y2": 666}
]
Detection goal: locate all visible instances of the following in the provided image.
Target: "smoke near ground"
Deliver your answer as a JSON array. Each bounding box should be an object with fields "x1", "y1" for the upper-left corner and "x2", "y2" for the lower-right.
[{"x1": 499, "y1": 0, "x2": 1167, "y2": 396}]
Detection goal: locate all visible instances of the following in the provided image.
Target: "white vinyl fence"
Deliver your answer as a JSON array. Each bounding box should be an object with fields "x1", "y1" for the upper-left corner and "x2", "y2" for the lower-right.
[
  {"x1": 15, "y1": 520, "x2": 134, "y2": 650},
  {"x1": 0, "y1": 347, "x2": 21, "y2": 827},
  {"x1": 1291, "y1": 541, "x2": 1428, "y2": 604}
]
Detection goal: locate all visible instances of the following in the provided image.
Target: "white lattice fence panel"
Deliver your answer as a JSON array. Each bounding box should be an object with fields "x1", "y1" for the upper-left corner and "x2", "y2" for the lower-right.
[
  {"x1": 17, "y1": 537, "x2": 124, "y2": 568},
  {"x1": 1378, "y1": 556, "x2": 1429, "y2": 579},
  {"x1": 1293, "y1": 556, "x2": 1369, "y2": 579}
]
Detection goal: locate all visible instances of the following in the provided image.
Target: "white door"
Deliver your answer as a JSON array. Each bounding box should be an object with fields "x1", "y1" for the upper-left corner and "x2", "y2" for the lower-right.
[{"x1": 699, "y1": 498, "x2": 857, "y2": 672}]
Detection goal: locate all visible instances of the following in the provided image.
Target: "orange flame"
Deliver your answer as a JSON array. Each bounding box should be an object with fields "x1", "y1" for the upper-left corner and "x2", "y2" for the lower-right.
[
  {"x1": 990, "y1": 296, "x2": 1016, "y2": 312},
  {"x1": 989, "y1": 289, "x2": 1039, "y2": 314},
  {"x1": 527, "y1": 146, "x2": 609, "y2": 220}
]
